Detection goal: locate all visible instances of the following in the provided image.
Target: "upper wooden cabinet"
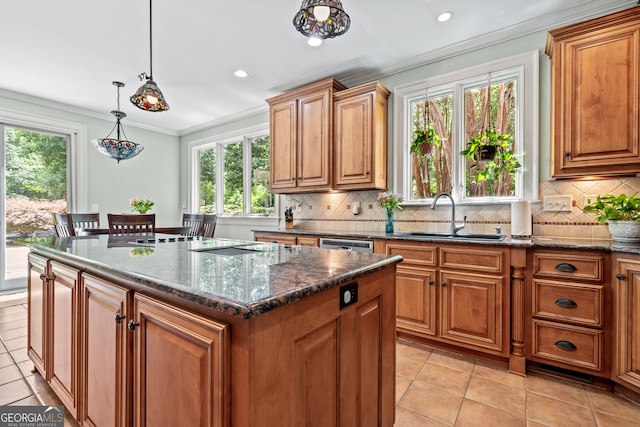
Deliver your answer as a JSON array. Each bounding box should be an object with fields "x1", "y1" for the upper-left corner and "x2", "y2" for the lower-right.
[
  {"x1": 546, "y1": 7, "x2": 640, "y2": 178},
  {"x1": 333, "y1": 82, "x2": 390, "y2": 190},
  {"x1": 267, "y1": 78, "x2": 390, "y2": 193},
  {"x1": 267, "y1": 78, "x2": 346, "y2": 193}
]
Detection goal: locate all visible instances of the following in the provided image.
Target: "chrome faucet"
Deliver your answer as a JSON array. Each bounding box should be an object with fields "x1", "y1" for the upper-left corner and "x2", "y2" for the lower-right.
[{"x1": 431, "y1": 193, "x2": 466, "y2": 235}]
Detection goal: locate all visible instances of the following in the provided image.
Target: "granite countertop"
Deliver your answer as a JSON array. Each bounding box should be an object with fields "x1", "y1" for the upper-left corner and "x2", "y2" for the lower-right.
[
  {"x1": 19, "y1": 235, "x2": 402, "y2": 319},
  {"x1": 252, "y1": 228, "x2": 640, "y2": 254}
]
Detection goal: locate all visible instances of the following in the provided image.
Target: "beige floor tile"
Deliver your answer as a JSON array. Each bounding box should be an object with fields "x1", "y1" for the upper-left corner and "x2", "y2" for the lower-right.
[
  {"x1": 427, "y1": 349, "x2": 476, "y2": 373},
  {"x1": 586, "y1": 388, "x2": 640, "y2": 422},
  {"x1": 395, "y1": 407, "x2": 450, "y2": 427},
  {"x1": 0, "y1": 326, "x2": 27, "y2": 341},
  {"x1": 0, "y1": 379, "x2": 32, "y2": 406},
  {"x1": 396, "y1": 341, "x2": 433, "y2": 379},
  {"x1": 399, "y1": 381, "x2": 463, "y2": 425},
  {"x1": 0, "y1": 305, "x2": 27, "y2": 316},
  {"x1": 526, "y1": 421, "x2": 550, "y2": 427},
  {"x1": 526, "y1": 373, "x2": 590, "y2": 407},
  {"x1": 0, "y1": 319, "x2": 25, "y2": 332},
  {"x1": 594, "y1": 410, "x2": 640, "y2": 427},
  {"x1": 396, "y1": 375, "x2": 412, "y2": 403},
  {"x1": 9, "y1": 395, "x2": 41, "y2": 406},
  {"x1": 25, "y1": 373, "x2": 51, "y2": 394},
  {"x1": 0, "y1": 311, "x2": 27, "y2": 324},
  {"x1": 0, "y1": 352, "x2": 14, "y2": 369},
  {"x1": 415, "y1": 362, "x2": 471, "y2": 396},
  {"x1": 5, "y1": 335, "x2": 27, "y2": 351},
  {"x1": 465, "y1": 375, "x2": 525, "y2": 417},
  {"x1": 0, "y1": 364, "x2": 23, "y2": 385},
  {"x1": 456, "y1": 399, "x2": 525, "y2": 427},
  {"x1": 474, "y1": 360, "x2": 526, "y2": 389},
  {"x1": 526, "y1": 393, "x2": 596, "y2": 427},
  {"x1": 9, "y1": 348, "x2": 29, "y2": 363}
]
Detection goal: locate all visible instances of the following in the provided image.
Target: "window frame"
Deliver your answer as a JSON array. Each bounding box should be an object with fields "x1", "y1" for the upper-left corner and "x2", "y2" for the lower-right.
[
  {"x1": 392, "y1": 50, "x2": 539, "y2": 205},
  {"x1": 188, "y1": 124, "x2": 276, "y2": 217}
]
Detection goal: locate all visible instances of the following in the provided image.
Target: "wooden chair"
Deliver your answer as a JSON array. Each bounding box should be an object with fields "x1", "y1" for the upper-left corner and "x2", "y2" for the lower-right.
[
  {"x1": 182, "y1": 213, "x2": 204, "y2": 237},
  {"x1": 107, "y1": 214, "x2": 155, "y2": 234},
  {"x1": 201, "y1": 214, "x2": 217, "y2": 238},
  {"x1": 69, "y1": 213, "x2": 100, "y2": 235},
  {"x1": 52, "y1": 213, "x2": 74, "y2": 237}
]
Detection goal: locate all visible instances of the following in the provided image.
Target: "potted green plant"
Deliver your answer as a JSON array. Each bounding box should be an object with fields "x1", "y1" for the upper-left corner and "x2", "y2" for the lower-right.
[
  {"x1": 130, "y1": 199, "x2": 154, "y2": 214},
  {"x1": 583, "y1": 194, "x2": 640, "y2": 242}
]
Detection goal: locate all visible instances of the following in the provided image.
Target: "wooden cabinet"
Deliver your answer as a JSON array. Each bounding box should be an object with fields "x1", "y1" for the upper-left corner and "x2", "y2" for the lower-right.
[
  {"x1": 29, "y1": 259, "x2": 230, "y2": 427},
  {"x1": 132, "y1": 294, "x2": 229, "y2": 427},
  {"x1": 546, "y1": 7, "x2": 640, "y2": 178},
  {"x1": 27, "y1": 253, "x2": 48, "y2": 379},
  {"x1": 387, "y1": 241, "x2": 510, "y2": 357},
  {"x1": 527, "y1": 250, "x2": 609, "y2": 375},
  {"x1": 80, "y1": 274, "x2": 132, "y2": 427},
  {"x1": 296, "y1": 236, "x2": 318, "y2": 247},
  {"x1": 267, "y1": 78, "x2": 346, "y2": 193},
  {"x1": 333, "y1": 82, "x2": 390, "y2": 190},
  {"x1": 49, "y1": 260, "x2": 80, "y2": 419},
  {"x1": 253, "y1": 232, "x2": 298, "y2": 245},
  {"x1": 612, "y1": 254, "x2": 640, "y2": 394}
]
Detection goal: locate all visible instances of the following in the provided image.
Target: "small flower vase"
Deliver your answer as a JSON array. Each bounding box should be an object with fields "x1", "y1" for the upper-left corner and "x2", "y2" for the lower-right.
[{"x1": 385, "y1": 208, "x2": 394, "y2": 233}]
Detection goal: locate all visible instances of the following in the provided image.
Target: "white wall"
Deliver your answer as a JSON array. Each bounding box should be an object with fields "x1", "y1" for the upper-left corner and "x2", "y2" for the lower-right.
[{"x1": 0, "y1": 96, "x2": 182, "y2": 226}]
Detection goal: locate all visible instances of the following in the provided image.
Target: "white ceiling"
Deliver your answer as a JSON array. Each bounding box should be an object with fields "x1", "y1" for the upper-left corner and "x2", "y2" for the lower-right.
[{"x1": 0, "y1": 0, "x2": 636, "y2": 135}]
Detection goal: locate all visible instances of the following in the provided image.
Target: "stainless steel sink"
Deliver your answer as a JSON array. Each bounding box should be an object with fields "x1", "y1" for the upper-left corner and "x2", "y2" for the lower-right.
[{"x1": 396, "y1": 232, "x2": 505, "y2": 241}]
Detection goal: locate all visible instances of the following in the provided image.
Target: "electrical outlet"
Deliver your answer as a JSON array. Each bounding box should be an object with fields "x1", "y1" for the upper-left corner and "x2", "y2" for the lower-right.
[
  {"x1": 296, "y1": 203, "x2": 302, "y2": 212},
  {"x1": 181, "y1": 201, "x2": 187, "y2": 209},
  {"x1": 543, "y1": 195, "x2": 573, "y2": 212},
  {"x1": 91, "y1": 204, "x2": 98, "y2": 212}
]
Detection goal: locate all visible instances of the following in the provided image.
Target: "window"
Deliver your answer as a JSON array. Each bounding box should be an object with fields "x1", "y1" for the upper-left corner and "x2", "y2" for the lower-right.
[
  {"x1": 192, "y1": 127, "x2": 274, "y2": 216},
  {"x1": 394, "y1": 51, "x2": 538, "y2": 204}
]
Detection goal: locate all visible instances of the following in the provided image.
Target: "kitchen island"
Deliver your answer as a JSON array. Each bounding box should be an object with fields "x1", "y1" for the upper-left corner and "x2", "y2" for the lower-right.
[{"x1": 21, "y1": 234, "x2": 401, "y2": 427}]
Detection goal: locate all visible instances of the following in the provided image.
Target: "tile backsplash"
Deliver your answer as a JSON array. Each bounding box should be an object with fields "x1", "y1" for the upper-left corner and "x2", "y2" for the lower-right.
[{"x1": 279, "y1": 177, "x2": 640, "y2": 238}]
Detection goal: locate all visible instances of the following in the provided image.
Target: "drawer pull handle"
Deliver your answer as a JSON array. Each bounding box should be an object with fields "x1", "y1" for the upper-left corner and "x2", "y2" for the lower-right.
[
  {"x1": 554, "y1": 340, "x2": 577, "y2": 351},
  {"x1": 115, "y1": 314, "x2": 126, "y2": 324},
  {"x1": 555, "y1": 263, "x2": 577, "y2": 272},
  {"x1": 554, "y1": 298, "x2": 577, "y2": 308}
]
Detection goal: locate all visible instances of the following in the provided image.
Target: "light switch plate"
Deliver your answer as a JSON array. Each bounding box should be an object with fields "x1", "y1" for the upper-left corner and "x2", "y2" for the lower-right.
[{"x1": 543, "y1": 195, "x2": 573, "y2": 212}]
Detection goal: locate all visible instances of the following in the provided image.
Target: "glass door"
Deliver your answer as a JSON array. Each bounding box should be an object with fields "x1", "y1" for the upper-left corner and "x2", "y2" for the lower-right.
[{"x1": 1, "y1": 126, "x2": 68, "y2": 294}]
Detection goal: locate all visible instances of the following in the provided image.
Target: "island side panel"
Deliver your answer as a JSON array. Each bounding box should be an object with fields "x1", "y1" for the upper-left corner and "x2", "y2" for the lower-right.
[{"x1": 247, "y1": 265, "x2": 396, "y2": 427}]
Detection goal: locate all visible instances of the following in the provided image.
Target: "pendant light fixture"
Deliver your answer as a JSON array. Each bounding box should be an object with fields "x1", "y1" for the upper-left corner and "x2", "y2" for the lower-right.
[
  {"x1": 293, "y1": 0, "x2": 351, "y2": 39},
  {"x1": 92, "y1": 82, "x2": 144, "y2": 163},
  {"x1": 130, "y1": 0, "x2": 169, "y2": 112}
]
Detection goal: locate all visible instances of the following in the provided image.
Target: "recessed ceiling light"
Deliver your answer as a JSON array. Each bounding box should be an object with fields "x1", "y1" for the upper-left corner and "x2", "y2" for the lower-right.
[
  {"x1": 308, "y1": 37, "x2": 323, "y2": 47},
  {"x1": 234, "y1": 69, "x2": 249, "y2": 78},
  {"x1": 437, "y1": 11, "x2": 453, "y2": 22}
]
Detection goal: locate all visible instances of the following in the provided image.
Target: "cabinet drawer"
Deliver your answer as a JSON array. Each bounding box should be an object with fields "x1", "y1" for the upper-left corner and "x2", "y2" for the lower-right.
[
  {"x1": 440, "y1": 247, "x2": 504, "y2": 274},
  {"x1": 532, "y1": 320, "x2": 602, "y2": 371},
  {"x1": 386, "y1": 243, "x2": 437, "y2": 267},
  {"x1": 533, "y1": 252, "x2": 603, "y2": 281},
  {"x1": 532, "y1": 279, "x2": 603, "y2": 327}
]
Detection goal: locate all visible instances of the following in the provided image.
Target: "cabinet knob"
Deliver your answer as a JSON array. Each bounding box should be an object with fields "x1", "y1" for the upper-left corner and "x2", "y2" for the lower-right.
[
  {"x1": 616, "y1": 273, "x2": 625, "y2": 280},
  {"x1": 291, "y1": 177, "x2": 295, "y2": 181},
  {"x1": 127, "y1": 320, "x2": 140, "y2": 331},
  {"x1": 39, "y1": 273, "x2": 51, "y2": 282},
  {"x1": 564, "y1": 151, "x2": 571, "y2": 157},
  {"x1": 428, "y1": 279, "x2": 434, "y2": 285},
  {"x1": 366, "y1": 171, "x2": 370, "y2": 175},
  {"x1": 554, "y1": 340, "x2": 577, "y2": 351},
  {"x1": 441, "y1": 281, "x2": 447, "y2": 287},
  {"x1": 554, "y1": 298, "x2": 577, "y2": 308},
  {"x1": 555, "y1": 263, "x2": 577, "y2": 272},
  {"x1": 115, "y1": 314, "x2": 126, "y2": 324}
]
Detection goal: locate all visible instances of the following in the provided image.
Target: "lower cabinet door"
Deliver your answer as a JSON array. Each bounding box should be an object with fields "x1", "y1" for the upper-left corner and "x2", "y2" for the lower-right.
[
  {"x1": 49, "y1": 261, "x2": 80, "y2": 420},
  {"x1": 27, "y1": 254, "x2": 48, "y2": 378},
  {"x1": 396, "y1": 268, "x2": 437, "y2": 337},
  {"x1": 81, "y1": 274, "x2": 132, "y2": 427},
  {"x1": 439, "y1": 271, "x2": 505, "y2": 354},
  {"x1": 132, "y1": 294, "x2": 229, "y2": 427}
]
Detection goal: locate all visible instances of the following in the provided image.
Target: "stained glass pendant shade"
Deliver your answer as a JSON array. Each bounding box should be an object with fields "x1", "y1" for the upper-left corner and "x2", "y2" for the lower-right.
[
  {"x1": 293, "y1": 0, "x2": 350, "y2": 39},
  {"x1": 92, "y1": 82, "x2": 143, "y2": 163},
  {"x1": 130, "y1": 0, "x2": 169, "y2": 112}
]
